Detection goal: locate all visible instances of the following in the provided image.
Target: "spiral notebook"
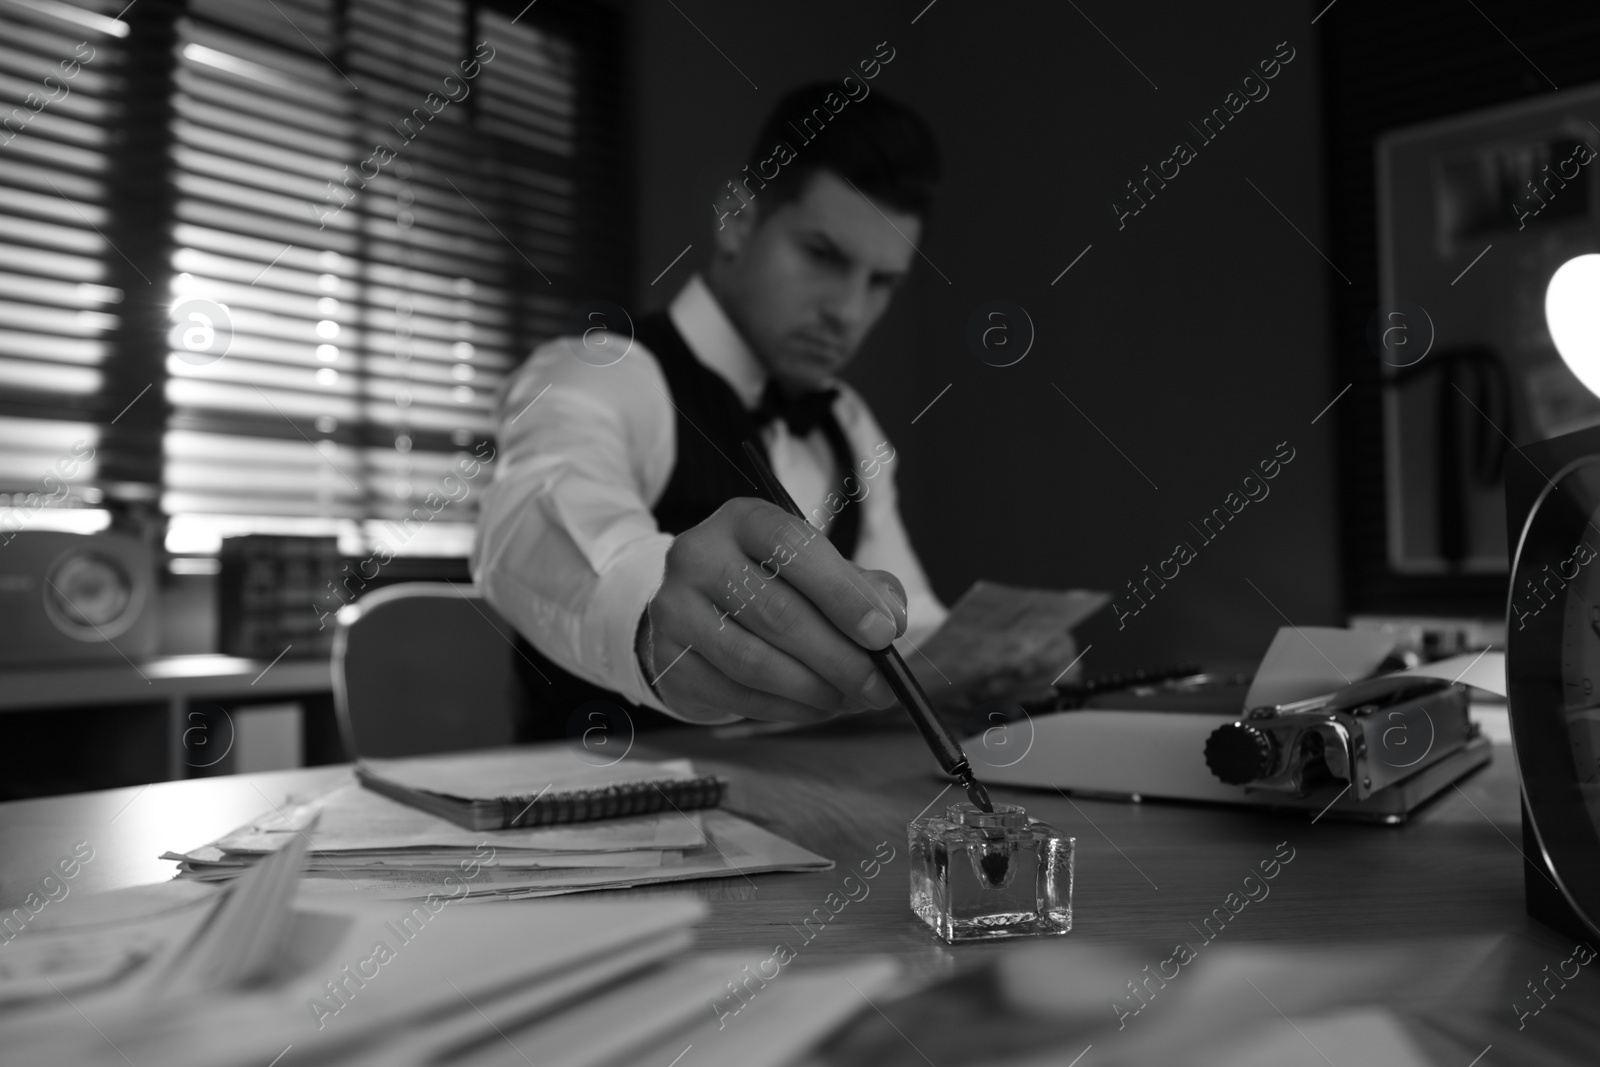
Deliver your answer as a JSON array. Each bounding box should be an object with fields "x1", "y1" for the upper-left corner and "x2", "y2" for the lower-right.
[{"x1": 355, "y1": 749, "x2": 727, "y2": 831}]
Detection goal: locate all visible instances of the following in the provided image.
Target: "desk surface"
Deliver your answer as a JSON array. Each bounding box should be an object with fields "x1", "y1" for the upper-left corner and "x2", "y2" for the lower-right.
[{"x1": 1, "y1": 723, "x2": 1594, "y2": 1064}]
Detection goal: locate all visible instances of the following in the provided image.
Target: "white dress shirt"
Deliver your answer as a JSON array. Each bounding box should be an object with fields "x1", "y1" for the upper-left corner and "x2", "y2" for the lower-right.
[{"x1": 471, "y1": 274, "x2": 947, "y2": 720}]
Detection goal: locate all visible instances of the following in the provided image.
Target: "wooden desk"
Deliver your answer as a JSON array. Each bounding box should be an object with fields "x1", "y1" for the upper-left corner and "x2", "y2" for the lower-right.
[{"x1": 1, "y1": 725, "x2": 1594, "y2": 1065}]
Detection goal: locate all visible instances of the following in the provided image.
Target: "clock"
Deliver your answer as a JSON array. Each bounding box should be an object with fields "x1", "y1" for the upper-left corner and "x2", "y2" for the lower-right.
[{"x1": 1507, "y1": 423, "x2": 1600, "y2": 942}]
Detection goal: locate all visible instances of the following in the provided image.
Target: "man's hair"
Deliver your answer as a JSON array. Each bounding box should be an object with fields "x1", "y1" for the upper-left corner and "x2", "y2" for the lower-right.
[{"x1": 742, "y1": 81, "x2": 941, "y2": 219}]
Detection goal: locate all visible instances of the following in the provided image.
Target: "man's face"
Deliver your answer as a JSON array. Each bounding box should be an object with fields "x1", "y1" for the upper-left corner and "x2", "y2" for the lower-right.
[{"x1": 712, "y1": 170, "x2": 921, "y2": 392}]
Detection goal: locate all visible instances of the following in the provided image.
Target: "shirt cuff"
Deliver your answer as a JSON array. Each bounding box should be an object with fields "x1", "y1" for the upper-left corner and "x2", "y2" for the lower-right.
[
  {"x1": 587, "y1": 533, "x2": 671, "y2": 713},
  {"x1": 585, "y1": 533, "x2": 740, "y2": 725}
]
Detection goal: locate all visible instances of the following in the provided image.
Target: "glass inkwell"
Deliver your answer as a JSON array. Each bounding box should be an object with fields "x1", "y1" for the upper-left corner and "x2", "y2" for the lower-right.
[{"x1": 909, "y1": 802, "x2": 1074, "y2": 943}]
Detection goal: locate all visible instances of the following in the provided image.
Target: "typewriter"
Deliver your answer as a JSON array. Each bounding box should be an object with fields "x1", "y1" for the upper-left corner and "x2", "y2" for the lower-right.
[{"x1": 963, "y1": 661, "x2": 1493, "y2": 824}]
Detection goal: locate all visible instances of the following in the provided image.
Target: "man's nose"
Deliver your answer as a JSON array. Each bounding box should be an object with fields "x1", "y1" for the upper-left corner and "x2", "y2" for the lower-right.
[{"x1": 819, "y1": 275, "x2": 870, "y2": 334}]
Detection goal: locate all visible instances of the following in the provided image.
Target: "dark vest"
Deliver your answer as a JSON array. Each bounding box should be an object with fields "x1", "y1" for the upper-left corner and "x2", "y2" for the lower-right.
[{"x1": 510, "y1": 312, "x2": 861, "y2": 741}]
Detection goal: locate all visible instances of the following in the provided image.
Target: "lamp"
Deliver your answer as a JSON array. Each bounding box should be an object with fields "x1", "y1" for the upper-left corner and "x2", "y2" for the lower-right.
[{"x1": 1547, "y1": 253, "x2": 1600, "y2": 395}]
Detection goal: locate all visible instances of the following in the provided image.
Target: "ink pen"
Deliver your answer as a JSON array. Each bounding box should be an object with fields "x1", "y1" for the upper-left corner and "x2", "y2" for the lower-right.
[{"x1": 739, "y1": 440, "x2": 995, "y2": 813}]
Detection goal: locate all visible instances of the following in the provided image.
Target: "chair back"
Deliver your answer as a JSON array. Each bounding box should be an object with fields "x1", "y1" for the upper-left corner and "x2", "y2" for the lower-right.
[{"x1": 332, "y1": 582, "x2": 521, "y2": 758}]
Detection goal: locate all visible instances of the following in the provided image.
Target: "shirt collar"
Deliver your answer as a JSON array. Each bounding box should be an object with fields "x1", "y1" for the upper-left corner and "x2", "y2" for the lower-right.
[{"x1": 667, "y1": 274, "x2": 767, "y2": 410}]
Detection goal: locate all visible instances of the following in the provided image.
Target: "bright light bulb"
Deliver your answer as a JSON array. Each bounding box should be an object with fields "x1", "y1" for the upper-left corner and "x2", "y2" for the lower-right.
[{"x1": 1548, "y1": 253, "x2": 1600, "y2": 397}]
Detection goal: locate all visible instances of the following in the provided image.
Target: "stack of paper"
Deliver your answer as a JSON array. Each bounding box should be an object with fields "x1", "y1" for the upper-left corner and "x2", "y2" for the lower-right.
[
  {"x1": 164, "y1": 772, "x2": 831, "y2": 900},
  {"x1": 0, "y1": 866, "x2": 711, "y2": 1066},
  {"x1": 0, "y1": 870, "x2": 898, "y2": 1067},
  {"x1": 4, "y1": 793, "x2": 890, "y2": 1067}
]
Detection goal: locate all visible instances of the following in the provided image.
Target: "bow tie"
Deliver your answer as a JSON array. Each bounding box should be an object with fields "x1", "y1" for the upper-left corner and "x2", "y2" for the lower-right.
[{"x1": 751, "y1": 379, "x2": 839, "y2": 437}]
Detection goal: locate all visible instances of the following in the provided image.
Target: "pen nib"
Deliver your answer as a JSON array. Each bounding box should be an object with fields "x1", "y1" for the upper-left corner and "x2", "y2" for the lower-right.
[
  {"x1": 960, "y1": 770, "x2": 994, "y2": 813},
  {"x1": 957, "y1": 767, "x2": 1007, "y2": 884}
]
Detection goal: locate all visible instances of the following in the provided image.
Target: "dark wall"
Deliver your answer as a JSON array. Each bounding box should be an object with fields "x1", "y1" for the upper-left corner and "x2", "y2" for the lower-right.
[
  {"x1": 1320, "y1": 0, "x2": 1600, "y2": 617},
  {"x1": 631, "y1": 1, "x2": 1340, "y2": 673}
]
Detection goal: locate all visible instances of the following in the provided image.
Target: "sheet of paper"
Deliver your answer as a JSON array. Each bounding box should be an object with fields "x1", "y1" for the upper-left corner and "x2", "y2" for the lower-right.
[
  {"x1": 1398, "y1": 649, "x2": 1506, "y2": 697},
  {"x1": 163, "y1": 829, "x2": 308, "y2": 995},
  {"x1": 914, "y1": 581, "x2": 1108, "y2": 687},
  {"x1": 164, "y1": 849, "x2": 677, "y2": 878},
  {"x1": 359, "y1": 749, "x2": 699, "y2": 800},
  {"x1": 290, "y1": 811, "x2": 831, "y2": 900},
  {"x1": 613, "y1": 957, "x2": 902, "y2": 1067},
  {"x1": 357, "y1": 952, "x2": 742, "y2": 1067},
  {"x1": 212, "y1": 782, "x2": 706, "y2": 854},
  {"x1": 1205, "y1": 1007, "x2": 1433, "y2": 1067},
  {"x1": 987, "y1": 937, "x2": 1497, "y2": 1067},
  {"x1": 1242, "y1": 625, "x2": 1397, "y2": 708},
  {"x1": 302, "y1": 850, "x2": 674, "y2": 870},
  {"x1": 0, "y1": 882, "x2": 221, "y2": 1006},
  {"x1": 335, "y1": 936, "x2": 714, "y2": 1067}
]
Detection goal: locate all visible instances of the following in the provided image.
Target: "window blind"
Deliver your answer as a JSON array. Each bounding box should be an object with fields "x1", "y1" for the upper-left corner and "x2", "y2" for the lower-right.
[
  {"x1": 0, "y1": 0, "x2": 629, "y2": 557},
  {"x1": 163, "y1": 0, "x2": 598, "y2": 557},
  {"x1": 0, "y1": 0, "x2": 128, "y2": 532}
]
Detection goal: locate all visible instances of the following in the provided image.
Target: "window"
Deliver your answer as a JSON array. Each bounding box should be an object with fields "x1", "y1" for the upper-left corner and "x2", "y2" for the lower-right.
[
  {"x1": 0, "y1": 0, "x2": 129, "y2": 537},
  {"x1": 0, "y1": 0, "x2": 631, "y2": 559}
]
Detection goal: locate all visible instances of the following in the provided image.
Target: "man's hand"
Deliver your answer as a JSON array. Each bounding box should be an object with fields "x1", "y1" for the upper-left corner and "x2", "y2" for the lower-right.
[{"x1": 637, "y1": 498, "x2": 908, "y2": 723}]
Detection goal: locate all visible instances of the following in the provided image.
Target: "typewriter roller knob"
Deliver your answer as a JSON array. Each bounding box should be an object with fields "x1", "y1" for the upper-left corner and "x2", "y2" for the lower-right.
[{"x1": 1204, "y1": 722, "x2": 1278, "y2": 785}]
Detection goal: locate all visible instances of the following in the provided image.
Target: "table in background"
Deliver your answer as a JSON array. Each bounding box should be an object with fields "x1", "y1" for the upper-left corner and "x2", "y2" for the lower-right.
[
  {"x1": 0, "y1": 653, "x2": 337, "y2": 787},
  {"x1": 0, "y1": 721, "x2": 1591, "y2": 1064}
]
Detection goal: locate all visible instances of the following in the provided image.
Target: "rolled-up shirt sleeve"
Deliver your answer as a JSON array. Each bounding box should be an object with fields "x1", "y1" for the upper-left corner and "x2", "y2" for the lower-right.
[{"x1": 471, "y1": 335, "x2": 677, "y2": 714}]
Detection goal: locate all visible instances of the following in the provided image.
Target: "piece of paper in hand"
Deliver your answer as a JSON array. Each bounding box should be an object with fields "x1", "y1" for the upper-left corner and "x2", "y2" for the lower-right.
[
  {"x1": 1242, "y1": 626, "x2": 1397, "y2": 709},
  {"x1": 914, "y1": 581, "x2": 1108, "y2": 688}
]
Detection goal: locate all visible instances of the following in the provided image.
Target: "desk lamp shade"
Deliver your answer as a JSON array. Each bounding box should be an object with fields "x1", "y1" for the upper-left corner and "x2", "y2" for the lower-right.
[
  {"x1": 1547, "y1": 253, "x2": 1600, "y2": 397},
  {"x1": 1505, "y1": 425, "x2": 1600, "y2": 943}
]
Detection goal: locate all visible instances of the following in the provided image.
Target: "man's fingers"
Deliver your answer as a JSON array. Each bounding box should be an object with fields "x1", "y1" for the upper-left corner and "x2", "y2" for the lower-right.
[
  {"x1": 657, "y1": 648, "x2": 850, "y2": 726},
  {"x1": 856, "y1": 568, "x2": 907, "y2": 635},
  {"x1": 730, "y1": 500, "x2": 901, "y2": 649},
  {"x1": 700, "y1": 566, "x2": 896, "y2": 710},
  {"x1": 696, "y1": 613, "x2": 878, "y2": 713},
  {"x1": 651, "y1": 499, "x2": 919, "y2": 722},
  {"x1": 653, "y1": 581, "x2": 893, "y2": 711}
]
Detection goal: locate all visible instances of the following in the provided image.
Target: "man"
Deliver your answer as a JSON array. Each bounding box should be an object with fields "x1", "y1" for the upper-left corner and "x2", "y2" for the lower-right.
[{"x1": 474, "y1": 84, "x2": 1069, "y2": 735}]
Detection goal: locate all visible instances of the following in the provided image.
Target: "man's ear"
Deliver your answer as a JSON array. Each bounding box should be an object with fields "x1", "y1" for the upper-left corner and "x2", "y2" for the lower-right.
[{"x1": 712, "y1": 198, "x2": 759, "y2": 259}]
